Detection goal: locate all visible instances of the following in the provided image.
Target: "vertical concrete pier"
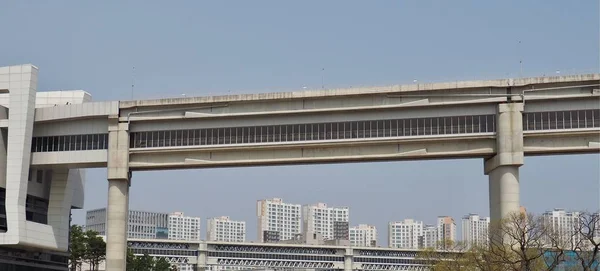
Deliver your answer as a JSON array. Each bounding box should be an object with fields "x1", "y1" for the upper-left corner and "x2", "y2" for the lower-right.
[
  {"x1": 344, "y1": 248, "x2": 354, "y2": 271},
  {"x1": 106, "y1": 118, "x2": 131, "y2": 271},
  {"x1": 485, "y1": 103, "x2": 524, "y2": 224}
]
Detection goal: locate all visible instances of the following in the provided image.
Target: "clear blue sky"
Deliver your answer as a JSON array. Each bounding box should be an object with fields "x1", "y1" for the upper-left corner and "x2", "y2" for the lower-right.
[{"x1": 1, "y1": 1, "x2": 599, "y2": 245}]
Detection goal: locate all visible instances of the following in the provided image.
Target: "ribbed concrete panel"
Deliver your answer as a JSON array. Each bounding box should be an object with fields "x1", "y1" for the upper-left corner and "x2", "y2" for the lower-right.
[
  {"x1": 1, "y1": 64, "x2": 38, "y2": 246},
  {"x1": 0, "y1": 65, "x2": 89, "y2": 251}
]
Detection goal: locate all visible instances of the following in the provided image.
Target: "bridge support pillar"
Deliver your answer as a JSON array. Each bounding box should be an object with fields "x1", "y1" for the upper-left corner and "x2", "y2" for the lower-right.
[
  {"x1": 106, "y1": 118, "x2": 131, "y2": 271},
  {"x1": 484, "y1": 103, "x2": 524, "y2": 227},
  {"x1": 344, "y1": 248, "x2": 354, "y2": 271}
]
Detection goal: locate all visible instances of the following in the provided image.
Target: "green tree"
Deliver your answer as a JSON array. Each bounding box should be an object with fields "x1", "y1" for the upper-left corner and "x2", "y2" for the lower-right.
[
  {"x1": 69, "y1": 225, "x2": 86, "y2": 271},
  {"x1": 83, "y1": 230, "x2": 106, "y2": 271},
  {"x1": 135, "y1": 253, "x2": 155, "y2": 271},
  {"x1": 154, "y1": 257, "x2": 172, "y2": 271},
  {"x1": 126, "y1": 249, "x2": 138, "y2": 271}
]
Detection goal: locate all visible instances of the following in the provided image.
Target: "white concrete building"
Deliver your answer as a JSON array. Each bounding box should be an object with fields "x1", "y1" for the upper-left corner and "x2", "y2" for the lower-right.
[
  {"x1": 0, "y1": 65, "x2": 92, "y2": 270},
  {"x1": 462, "y1": 214, "x2": 490, "y2": 247},
  {"x1": 302, "y1": 202, "x2": 349, "y2": 241},
  {"x1": 422, "y1": 225, "x2": 437, "y2": 249},
  {"x1": 207, "y1": 216, "x2": 246, "y2": 242},
  {"x1": 257, "y1": 198, "x2": 301, "y2": 242},
  {"x1": 420, "y1": 217, "x2": 456, "y2": 249},
  {"x1": 86, "y1": 208, "x2": 169, "y2": 239},
  {"x1": 388, "y1": 219, "x2": 423, "y2": 249},
  {"x1": 168, "y1": 212, "x2": 201, "y2": 241},
  {"x1": 541, "y1": 208, "x2": 581, "y2": 247},
  {"x1": 436, "y1": 216, "x2": 457, "y2": 248},
  {"x1": 349, "y1": 224, "x2": 378, "y2": 247}
]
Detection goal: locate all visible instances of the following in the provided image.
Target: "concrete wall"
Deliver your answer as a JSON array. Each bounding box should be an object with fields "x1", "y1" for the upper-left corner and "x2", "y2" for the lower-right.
[
  {"x1": 33, "y1": 118, "x2": 109, "y2": 137},
  {"x1": 524, "y1": 98, "x2": 600, "y2": 112},
  {"x1": 35, "y1": 101, "x2": 118, "y2": 122}
]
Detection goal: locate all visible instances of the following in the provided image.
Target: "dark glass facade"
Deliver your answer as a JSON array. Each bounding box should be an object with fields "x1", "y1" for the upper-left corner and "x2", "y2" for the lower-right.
[{"x1": 130, "y1": 114, "x2": 497, "y2": 149}]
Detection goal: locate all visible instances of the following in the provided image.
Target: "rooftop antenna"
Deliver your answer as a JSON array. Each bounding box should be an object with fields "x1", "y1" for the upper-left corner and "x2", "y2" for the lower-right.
[
  {"x1": 518, "y1": 41, "x2": 523, "y2": 77},
  {"x1": 321, "y1": 68, "x2": 325, "y2": 89},
  {"x1": 131, "y1": 66, "x2": 135, "y2": 100}
]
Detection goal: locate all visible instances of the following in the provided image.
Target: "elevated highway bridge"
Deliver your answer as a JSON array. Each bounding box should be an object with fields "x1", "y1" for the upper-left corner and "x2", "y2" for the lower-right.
[{"x1": 0, "y1": 64, "x2": 598, "y2": 270}]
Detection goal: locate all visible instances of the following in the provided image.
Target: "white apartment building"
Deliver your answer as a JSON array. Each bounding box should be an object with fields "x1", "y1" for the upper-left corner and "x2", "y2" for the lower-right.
[
  {"x1": 168, "y1": 212, "x2": 201, "y2": 241},
  {"x1": 302, "y1": 202, "x2": 349, "y2": 240},
  {"x1": 87, "y1": 208, "x2": 169, "y2": 239},
  {"x1": 422, "y1": 225, "x2": 437, "y2": 249},
  {"x1": 420, "y1": 217, "x2": 457, "y2": 249},
  {"x1": 257, "y1": 198, "x2": 301, "y2": 242},
  {"x1": 541, "y1": 208, "x2": 581, "y2": 247},
  {"x1": 436, "y1": 216, "x2": 457, "y2": 248},
  {"x1": 389, "y1": 219, "x2": 423, "y2": 249},
  {"x1": 349, "y1": 224, "x2": 378, "y2": 247},
  {"x1": 207, "y1": 216, "x2": 246, "y2": 242},
  {"x1": 462, "y1": 214, "x2": 490, "y2": 247}
]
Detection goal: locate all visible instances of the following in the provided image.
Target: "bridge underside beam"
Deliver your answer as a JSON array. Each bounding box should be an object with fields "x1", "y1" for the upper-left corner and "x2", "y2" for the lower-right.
[
  {"x1": 128, "y1": 135, "x2": 496, "y2": 170},
  {"x1": 523, "y1": 129, "x2": 600, "y2": 155}
]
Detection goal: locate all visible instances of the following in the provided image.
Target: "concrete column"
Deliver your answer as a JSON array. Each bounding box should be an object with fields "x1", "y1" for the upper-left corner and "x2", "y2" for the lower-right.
[
  {"x1": 344, "y1": 248, "x2": 353, "y2": 271},
  {"x1": 484, "y1": 103, "x2": 524, "y2": 224},
  {"x1": 488, "y1": 166, "x2": 519, "y2": 222},
  {"x1": 106, "y1": 178, "x2": 129, "y2": 270},
  {"x1": 106, "y1": 117, "x2": 130, "y2": 271},
  {"x1": 197, "y1": 242, "x2": 208, "y2": 271}
]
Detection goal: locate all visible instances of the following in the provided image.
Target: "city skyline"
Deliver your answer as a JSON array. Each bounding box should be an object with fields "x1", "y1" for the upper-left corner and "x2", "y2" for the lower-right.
[
  {"x1": 0, "y1": 2, "x2": 597, "y2": 270},
  {"x1": 83, "y1": 199, "x2": 592, "y2": 247},
  {"x1": 1, "y1": 0, "x2": 596, "y2": 250}
]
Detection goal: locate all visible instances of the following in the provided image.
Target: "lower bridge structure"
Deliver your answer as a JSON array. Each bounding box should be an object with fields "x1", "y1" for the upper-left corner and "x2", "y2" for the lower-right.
[{"x1": 127, "y1": 239, "x2": 432, "y2": 271}]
